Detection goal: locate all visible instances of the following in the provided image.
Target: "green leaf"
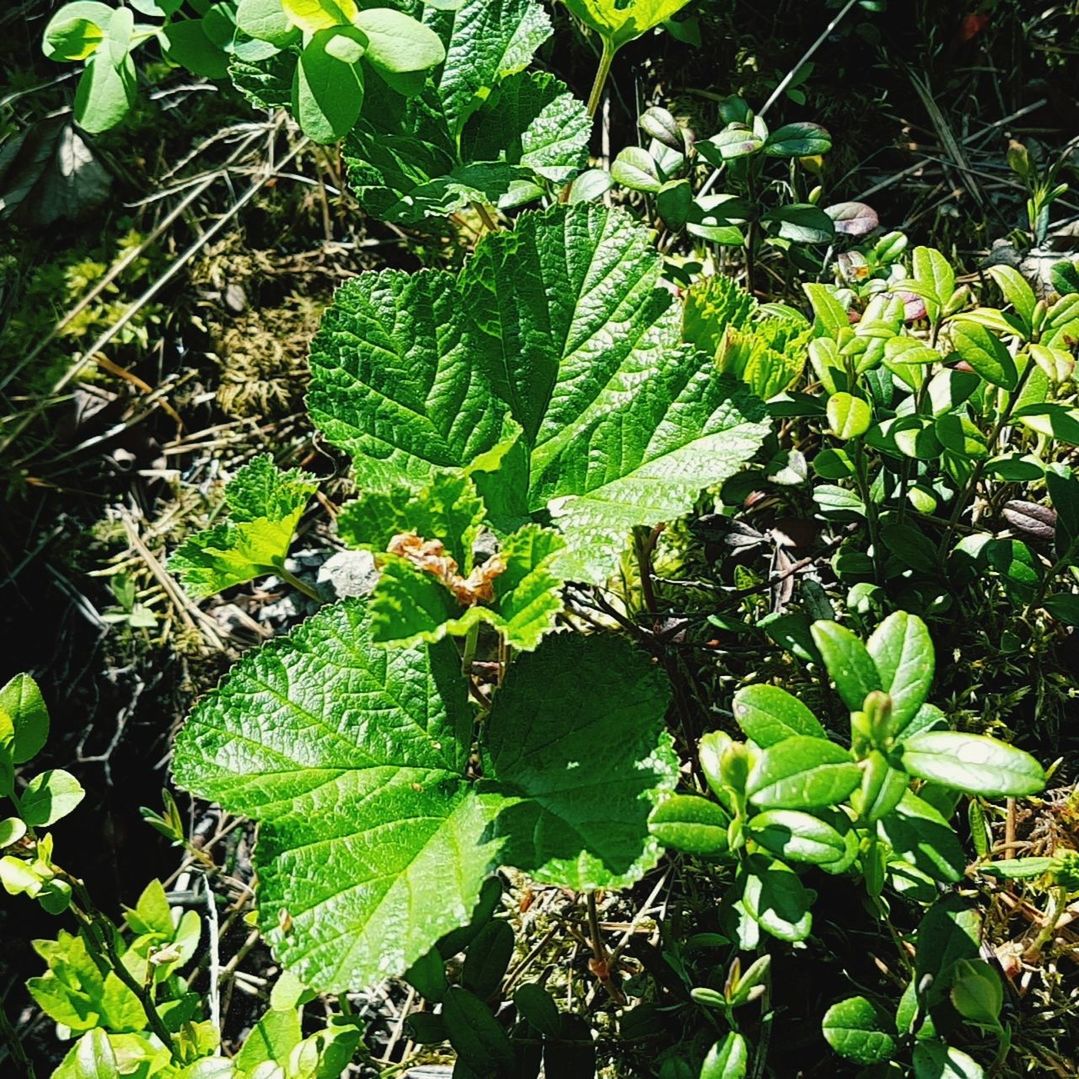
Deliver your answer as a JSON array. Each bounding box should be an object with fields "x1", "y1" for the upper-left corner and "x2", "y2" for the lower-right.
[
  {"x1": 950, "y1": 320, "x2": 1017, "y2": 390},
  {"x1": 949, "y1": 958, "x2": 1002, "y2": 1029},
  {"x1": 173, "y1": 600, "x2": 675, "y2": 990},
  {"x1": 480, "y1": 631, "x2": 678, "y2": 890},
  {"x1": 73, "y1": 48, "x2": 136, "y2": 134},
  {"x1": 1043, "y1": 593, "x2": 1079, "y2": 626},
  {"x1": 460, "y1": 71, "x2": 590, "y2": 186},
  {"x1": 170, "y1": 455, "x2": 317, "y2": 599},
  {"x1": 437, "y1": 0, "x2": 552, "y2": 137},
  {"x1": 866, "y1": 612, "x2": 934, "y2": 734},
  {"x1": 443, "y1": 987, "x2": 513, "y2": 1070},
  {"x1": 611, "y1": 146, "x2": 662, "y2": 193},
  {"x1": 161, "y1": 18, "x2": 229, "y2": 79},
  {"x1": 173, "y1": 599, "x2": 488, "y2": 992},
  {"x1": 20, "y1": 770, "x2": 85, "y2": 828},
  {"x1": 354, "y1": 8, "x2": 445, "y2": 75},
  {"x1": 649, "y1": 794, "x2": 730, "y2": 855},
  {"x1": 900, "y1": 731, "x2": 1045, "y2": 797},
  {"x1": 308, "y1": 204, "x2": 767, "y2": 584},
  {"x1": 851, "y1": 751, "x2": 908, "y2": 823},
  {"x1": 911, "y1": 247, "x2": 954, "y2": 323},
  {"x1": 367, "y1": 521, "x2": 566, "y2": 652},
  {"x1": 877, "y1": 790, "x2": 965, "y2": 884},
  {"x1": 701, "y1": 1032, "x2": 748, "y2": 1079},
  {"x1": 0, "y1": 673, "x2": 50, "y2": 764},
  {"x1": 730, "y1": 684, "x2": 825, "y2": 746},
  {"x1": 236, "y1": 0, "x2": 299, "y2": 46},
  {"x1": 912, "y1": 1041, "x2": 984, "y2": 1079},
  {"x1": 74, "y1": 1029, "x2": 119, "y2": 1079},
  {"x1": 986, "y1": 265, "x2": 1036, "y2": 331},
  {"x1": 461, "y1": 920, "x2": 514, "y2": 998},
  {"x1": 741, "y1": 855, "x2": 813, "y2": 942},
  {"x1": 562, "y1": 0, "x2": 692, "y2": 51},
  {"x1": 234, "y1": 1006, "x2": 303, "y2": 1071},
  {"x1": 747, "y1": 808, "x2": 849, "y2": 865},
  {"x1": 746, "y1": 737, "x2": 860, "y2": 810},
  {"x1": 827, "y1": 392, "x2": 871, "y2": 440},
  {"x1": 763, "y1": 204, "x2": 834, "y2": 244},
  {"x1": 338, "y1": 472, "x2": 484, "y2": 567},
  {"x1": 810, "y1": 620, "x2": 882, "y2": 712},
  {"x1": 282, "y1": 0, "x2": 357, "y2": 33},
  {"x1": 43, "y1": 2, "x2": 113, "y2": 61},
  {"x1": 763, "y1": 122, "x2": 831, "y2": 157},
  {"x1": 822, "y1": 996, "x2": 897, "y2": 1065},
  {"x1": 514, "y1": 983, "x2": 561, "y2": 1037},
  {"x1": 293, "y1": 28, "x2": 366, "y2": 143},
  {"x1": 976, "y1": 856, "x2": 1055, "y2": 880},
  {"x1": 803, "y1": 283, "x2": 849, "y2": 338},
  {"x1": 0, "y1": 818, "x2": 27, "y2": 847}
]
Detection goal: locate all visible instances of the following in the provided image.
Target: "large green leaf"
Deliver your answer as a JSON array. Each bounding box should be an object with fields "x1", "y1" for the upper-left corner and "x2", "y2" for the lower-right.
[
  {"x1": 433, "y1": 0, "x2": 552, "y2": 137},
  {"x1": 172, "y1": 601, "x2": 675, "y2": 991},
  {"x1": 480, "y1": 632, "x2": 677, "y2": 889},
  {"x1": 309, "y1": 204, "x2": 768, "y2": 583},
  {"x1": 866, "y1": 612, "x2": 934, "y2": 734},
  {"x1": 563, "y1": 0, "x2": 692, "y2": 51},
  {"x1": 822, "y1": 996, "x2": 897, "y2": 1066},
  {"x1": 339, "y1": 0, "x2": 577, "y2": 222}
]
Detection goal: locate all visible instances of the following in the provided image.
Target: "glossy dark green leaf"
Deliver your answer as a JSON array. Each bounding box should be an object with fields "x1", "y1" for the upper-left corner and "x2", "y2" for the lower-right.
[
  {"x1": 877, "y1": 791, "x2": 964, "y2": 884},
  {"x1": 810, "y1": 620, "x2": 882, "y2": 712},
  {"x1": 701, "y1": 1032, "x2": 748, "y2": 1078},
  {"x1": 443, "y1": 987, "x2": 514, "y2": 1070},
  {"x1": 649, "y1": 794, "x2": 730, "y2": 855},
  {"x1": 741, "y1": 856, "x2": 814, "y2": 942},
  {"x1": 747, "y1": 808, "x2": 849, "y2": 865},
  {"x1": 763, "y1": 204, "x2": 834, "y2": 244},
  {"x1": 0, "y1": 673, "x2": 49, "y2": 764},
  {"x1": 950, "y1": 320, "x2": 1017, "y2": 390},
  {"x1": 822, "y1": 996, "x2": 897, "y2": 1065},
  {"x1": 851, "y1": 751, "x2": 908, "y2": 823},
  {"x1": 461, "y1": 919, "x2": 514, "y2": 999},
  {"x1": 731, "y1": 684, "x2": 825, "y2": 746},
  {"x1": 747, "y1": 737, "x2": 860, "y2": 810},
  {"x1": 866, "y1": 612, "x2": 934, "y2": 733},
  {"x1": 900, "y1": 731, "x2": 1044, "y2": 797},
  {"x1": 763, "y1": 122, "x2": 831, "y2": 157},
  {"x1": 514, "y1": 983, "x2": 561, "y2": 1036}
]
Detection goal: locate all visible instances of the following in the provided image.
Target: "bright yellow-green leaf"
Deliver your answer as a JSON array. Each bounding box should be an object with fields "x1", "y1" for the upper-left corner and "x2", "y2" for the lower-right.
[
  {"x1": 282, "y1": 0, "x2": 358, "y2": 33},
  {"x1": 563, "y1": 0, "x2": 693, "y2": 51}
]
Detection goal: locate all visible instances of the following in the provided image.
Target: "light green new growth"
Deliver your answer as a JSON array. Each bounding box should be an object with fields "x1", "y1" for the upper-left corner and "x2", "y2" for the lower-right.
[
  {"x1": 338, "y1": 472, "x2": 565, "y2": 650},
  {"x1": 170, "y1": 455, "x2": 318, "y2": 599}
]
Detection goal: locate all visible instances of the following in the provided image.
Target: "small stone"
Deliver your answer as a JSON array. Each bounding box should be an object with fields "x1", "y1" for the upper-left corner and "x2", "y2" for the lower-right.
[{"x1": 317, "y1": 550, "x2": 379, "y2": 599}]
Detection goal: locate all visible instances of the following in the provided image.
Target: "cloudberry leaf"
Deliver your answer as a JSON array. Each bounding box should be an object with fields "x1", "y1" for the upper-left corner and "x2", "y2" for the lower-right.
[{"x1": 172, "y1": 600, "x2": 674, "y2": 991}]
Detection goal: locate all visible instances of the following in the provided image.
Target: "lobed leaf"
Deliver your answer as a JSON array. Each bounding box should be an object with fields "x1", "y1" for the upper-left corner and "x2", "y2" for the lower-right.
[
  {"x1": 309, "y1": 204, "x2": 768, "y2": 584},
  {"x1": 173, "y1": 601, "x2": 675, "y2": 990},
  {"x1": 171, "y1": 455, "x2": 317, "y2": 599}
]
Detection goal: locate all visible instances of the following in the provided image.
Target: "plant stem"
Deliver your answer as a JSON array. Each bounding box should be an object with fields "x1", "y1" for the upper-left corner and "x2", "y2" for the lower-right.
[
  {"x1": 852, "y1": 442, "x2": 883, "y2": 581},
  {"x1": 275, "y1": 566, "x2": 323, "y2": 603},
  {"x1": 0, "y1": 997, "x2": 36, "y2": 1079},
  {"x1": 937, "y1": 360, "x2": 1036, "y2": 557},
  {"x1": 62, "y1": 874, "x2": 181, "y2": 1060},
  {"x1": 586, "y1": 40, "x2": 615, "y2": 119},
  {"x1": 472, "y1": 201, "x2": 498, "y2": 233}
]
